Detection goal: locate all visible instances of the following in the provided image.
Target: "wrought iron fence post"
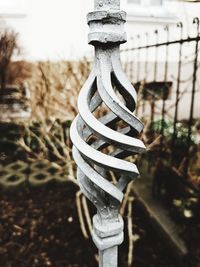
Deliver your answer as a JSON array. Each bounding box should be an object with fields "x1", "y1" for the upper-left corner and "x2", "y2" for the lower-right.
[
  {"x1": 70, "y1": 0, "x2": 145, "y2": 266},
  {"x1": 171, "y1": 22, "x2": 183, "y2": 162}
]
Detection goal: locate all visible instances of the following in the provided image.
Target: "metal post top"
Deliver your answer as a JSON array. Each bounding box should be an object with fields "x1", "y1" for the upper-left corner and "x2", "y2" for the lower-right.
[
  {"x1": 95, "y1": 0, "x2": 120, "y2": 10},
  {"x1": 88, "y1": 0, "x2": 126, "y2": 45}
]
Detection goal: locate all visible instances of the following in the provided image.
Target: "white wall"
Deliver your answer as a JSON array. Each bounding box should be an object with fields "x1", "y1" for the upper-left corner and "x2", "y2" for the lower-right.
[
  {"x1": 0, "y1": 0, "x2": 94, "y2": 60},
  {"x1": 0, "y1": 0, "x2": 200, "y2": 61}
]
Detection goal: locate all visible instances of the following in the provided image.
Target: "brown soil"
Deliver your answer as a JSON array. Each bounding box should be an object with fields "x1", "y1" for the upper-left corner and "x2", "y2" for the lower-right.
[{"x1": 0, "y1": 182, "x2": 197, "y2": 267}]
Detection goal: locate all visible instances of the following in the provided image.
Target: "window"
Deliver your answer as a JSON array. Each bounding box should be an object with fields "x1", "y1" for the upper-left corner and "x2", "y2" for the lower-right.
[
  {"x1": 127, "y1": 0, "x2": 163, "y2": 6},
  {"x1": 126, "y1": 0, "x2": 177, "y2": 22},
  {"x1": 128, "y1": 0, "x2": 141, "y2": 4},
  {"x1": 150, "y1": 0, "x2": 163, "y2": 6}
]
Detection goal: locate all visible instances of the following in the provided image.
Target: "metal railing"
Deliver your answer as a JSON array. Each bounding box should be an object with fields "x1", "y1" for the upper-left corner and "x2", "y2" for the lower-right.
[{"x1": 121, "y1": 18, "x2": 200, "y2": 173}]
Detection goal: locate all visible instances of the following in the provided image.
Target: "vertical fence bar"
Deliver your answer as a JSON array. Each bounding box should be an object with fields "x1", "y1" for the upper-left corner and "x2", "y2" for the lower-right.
[
  {"x1": 160, "y1": 26, "x2": 169, "y2": 137},
  {"x1": 135, "y1": 35, "x2": 141, "y2": 116},
  {"x1": 127, "y1": 37, "x2": 132, "y2": 80},
  {"x1": 144, "y1": 32, "x2": 149, "y2": 83},
  {"x1": 129, "y1": 37, "x2": 134, "y2": 83},
  {"x1": 150, "y1": 30, "x2": 159, "y2": 124},
  {"x1": 171, "y1": 22, "x2": 183, "y2": 161},
  {"x1": 142, "y1": 32, "x2": 149, "y2": 115},
  {"x1": 186, "y1": 17, "x2": 200, "y2": 173},
  {"x1": 136, "y1": 35, "x2": 141, "y2": 83},
  {"x1": 153, "y1": 30, "x2": 159, "y2": 82}
]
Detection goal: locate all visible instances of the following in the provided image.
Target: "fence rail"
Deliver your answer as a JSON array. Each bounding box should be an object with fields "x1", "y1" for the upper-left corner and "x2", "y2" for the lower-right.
[
  {"x1": 122, "y1": 36, "x2": 200, "y2": 51},
  {"x1": 121, "y1": 18, "x2": 200, "y2": 174}
]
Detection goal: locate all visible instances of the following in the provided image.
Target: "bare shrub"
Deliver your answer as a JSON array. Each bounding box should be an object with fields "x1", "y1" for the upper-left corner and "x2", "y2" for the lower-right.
[
  {"x1": 0, "y1": 29, "x2": 20, "y2": 90},
  {"x1": 27, "y1": 59, "x2": 91, "y2": 121},
  {"x1": 7, "y1": 61, "x2": 33, "y2": 86}
]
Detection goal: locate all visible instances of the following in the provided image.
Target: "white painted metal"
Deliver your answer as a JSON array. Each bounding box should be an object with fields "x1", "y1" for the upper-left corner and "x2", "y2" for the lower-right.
[{"x1": 70, "y1": 0, "x2": 145, "y2": 266}]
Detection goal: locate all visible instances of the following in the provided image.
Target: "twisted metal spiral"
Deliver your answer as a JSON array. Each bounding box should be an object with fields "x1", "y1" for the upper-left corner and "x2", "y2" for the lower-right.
[
  {"x1": 70, "y1": 1, "x2": 146, "y2": 256},
  {"x1": 70, "y1": 45, "x2": 145, "y2": 249}
]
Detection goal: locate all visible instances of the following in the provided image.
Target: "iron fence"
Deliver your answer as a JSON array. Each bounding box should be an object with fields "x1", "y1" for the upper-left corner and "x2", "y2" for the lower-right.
[{"x1": 121, "y1": 18, "x2": 200, "y2": 175}]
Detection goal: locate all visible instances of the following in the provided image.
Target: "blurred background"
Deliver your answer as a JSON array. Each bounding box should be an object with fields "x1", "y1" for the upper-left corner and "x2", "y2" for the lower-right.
[{"x1": 0, "y1": 0, "x2": 199, "y2": 266}]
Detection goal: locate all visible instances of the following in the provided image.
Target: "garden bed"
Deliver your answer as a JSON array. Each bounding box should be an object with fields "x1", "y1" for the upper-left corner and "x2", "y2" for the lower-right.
[{"x1": 0, "y1": 181, "x2": 198, "y2": 267}]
